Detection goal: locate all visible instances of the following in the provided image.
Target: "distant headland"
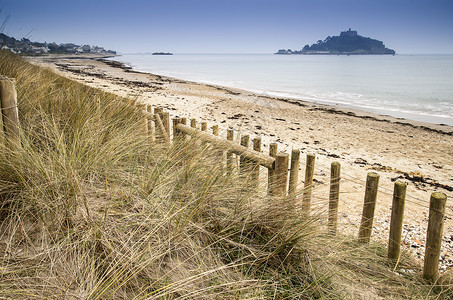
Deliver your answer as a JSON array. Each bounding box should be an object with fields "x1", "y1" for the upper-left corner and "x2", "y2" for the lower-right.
[{"x1": 275, "y1": 29, "x2": 395, "y2": 55}]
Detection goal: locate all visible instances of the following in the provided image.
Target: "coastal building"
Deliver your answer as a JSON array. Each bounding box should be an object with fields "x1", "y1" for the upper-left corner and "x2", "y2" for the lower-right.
[{"x1": 0, "y1": 33, "x2": 116, "y2": 55}]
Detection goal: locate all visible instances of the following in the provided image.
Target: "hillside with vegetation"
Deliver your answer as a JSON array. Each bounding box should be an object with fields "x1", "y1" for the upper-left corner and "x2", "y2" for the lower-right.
[
  {"x1": 0, "y1": 33, "x2": 116, "y2": 55},
  {"x1": 276, "y1": 29, "x2": 395, "y2": 55},
  {"x1": 0, "y1": 50, "x2": 450, "y2": 298}
]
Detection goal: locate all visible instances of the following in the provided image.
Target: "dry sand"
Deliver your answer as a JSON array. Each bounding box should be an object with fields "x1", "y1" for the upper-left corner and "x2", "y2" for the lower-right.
[{"x1": 26, "y1": 54, "x2": 453, "y2": 270}]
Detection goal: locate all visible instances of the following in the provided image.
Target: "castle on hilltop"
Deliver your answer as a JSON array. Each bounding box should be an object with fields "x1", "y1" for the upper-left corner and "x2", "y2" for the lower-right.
[{"x1": 340, "y1": 28, "x2": 358, "y2": 37}]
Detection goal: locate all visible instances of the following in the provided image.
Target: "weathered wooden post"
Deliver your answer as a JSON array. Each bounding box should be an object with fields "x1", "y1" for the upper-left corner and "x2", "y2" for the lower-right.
[
  {"x1": 172, "y1": 118, "x2": 178, "y2": 141},
  {"x1": 302, "y1": 153, "x2": 316, "y2": 212},
  {"x1": 240, "y1": 135, "x2": 250, "y2": 174},
  {"x1": 358, "y1": 172, "x2": 380, "y2": 243},
  {"x1": 146, "y1": 105, "x2": 155, "y2": 142},
  {"x1": 212, "y1": 124, "x2": 223, "y2": 169},
  {"x1": 162, "y1": 112, "x2": 170, "y2": 137},
  {"x1": 328, "y1": 161, "x2": 341, "y2": 235},
  {"x1": 190, "y1": 118, "x2": 197, "y2": 128},
  {"x1": 288, "y1": 149, "x2": 300, "y2": 197},
  {"x1": 251, "y1": 137, "x2": 262, "y2": 186},
  {"x1": 201, "y1": 122, "x2": 207, "y2": 132},
  {"x1": 226, "y1": 129, "x2": 234, "y2": 173},
  {"x1": 180, "y1": 118, "x2": 187, "y2": 140},
  {"x1": 154, "y1": 107, "x2": 163, "y2": 142},
  {"x1": 155, "y1": 113, "x2": 170, "y2": 144},
  {"x1": 272, "y1": 153, "x2": 289, "y2": 197},
  {"x1": 0, "y1": 76, "x2": 20, "y2": 146},
  {"x1": 212, "y1": 125, "x2": 219, "y2": 136},
  {"x1": 423, "y1": 192, "x2": 447, "y2": 282},
  {"x1": 0, "y1": 82, "x2": 4, "y2": 144},
  {"x1": 172, "y1": 118, "x2": 182, "y2": 143},
  {"x1": 388, "y1": 181, "x2": 407, "y2": 262},
  {"x1": 154, "y1": 107, "x2": 163, "y2": 115},
  {"x1": 268, "y1": 143, "x2": 278, "y2": 195}
]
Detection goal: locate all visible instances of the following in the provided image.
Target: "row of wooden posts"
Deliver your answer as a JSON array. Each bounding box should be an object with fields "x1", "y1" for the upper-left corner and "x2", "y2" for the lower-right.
[
  {"x1": 0, "y1": 76, "x2": 448, "y2": 282},
  {"x1": 142, "y1": 104, "x2": 448, "y2": 283}
]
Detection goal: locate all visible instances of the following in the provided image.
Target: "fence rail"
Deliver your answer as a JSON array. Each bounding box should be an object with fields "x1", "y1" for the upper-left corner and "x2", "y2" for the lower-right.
[{"x1": 175, "y1": 123, "x2": 276, "y2": 169}]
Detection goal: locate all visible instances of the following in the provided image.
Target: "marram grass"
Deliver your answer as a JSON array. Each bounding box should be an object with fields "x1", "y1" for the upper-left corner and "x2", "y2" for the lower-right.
[{"x1": 0, "y1": 50, "x2": 451, "y2": 299}]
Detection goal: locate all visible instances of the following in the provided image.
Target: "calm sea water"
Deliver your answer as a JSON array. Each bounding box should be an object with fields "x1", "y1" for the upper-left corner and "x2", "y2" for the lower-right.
[{"x1": 115, "y1": 54, "x2": 453, "y2": 126}]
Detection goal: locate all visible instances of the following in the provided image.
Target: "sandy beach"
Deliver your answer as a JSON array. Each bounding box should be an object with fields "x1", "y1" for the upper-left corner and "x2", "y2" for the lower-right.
[{"x1": 26, "y1": 54, "x2": 453, "y2": 269}]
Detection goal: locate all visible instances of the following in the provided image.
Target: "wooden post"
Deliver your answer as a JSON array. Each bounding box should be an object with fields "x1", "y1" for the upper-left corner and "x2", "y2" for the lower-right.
[
  {"x1": 211, "y1": 124, "x2": 223, "y2": 168},
  {"x1": 226, "y1": 129, "x2": 234, "y2": 172},
  {"x1": 0, "y1": 84, "x2": 3, "y2": 144},
  {"x1": 387, "y1": 181, "x2": 407, "y2": 262},
  {"x1": 155, "y1": 113, "x2": 170, "y2": 144},
  {"x1": 155, "y1": 107, "x2": 163, "y2": 135},
  {"x1": 302, "y1": 153, "x2": 316, "y2": 212},
  {"x1": 154, "y1": 107, "x2": 163, "y2": 116},
  {"x1": 190, "y1": 118, "x2": 197, "y2": 128},
  {"x1": 212, "y1": 125, "x2": 219, "y2": 136},
  {"x1": 358, "y1": 172, "x2": 380, "y2": 243},
  {"x1": 153, "y1": 108, "x2": 162, "y2": 142},
  {"x1": 0, "y1": 77, "x2": 20, "y2": 146},
  {"x1": 201, "y1": 122, "x2": 207, "y2": 132},
  {"x1": 268, "y1": 143, "x2": 278, "y2": 195},
  {"x1": 328, "y1": 162, "x2": 341, "y2": 235},
  {"x1": 146, "y1": 105, "x2": 155, "y2": 142},
  {"x1": 172, "y1": 118, "x2": 182, "y2": 142},
  {"x1": 180, "y1": 118, "x2": 187, "y2": 140},
  {"x1": 251, "y1": 137, "x2": 262, "y2": 186},
  {"x1": 240, "y1": 134, "x2": 250, "y2": 174},
  {"x1": 273, "y1": 153, "x2": 289, "y2": 197},
  {"x1": 423, "y1": 192, "x2": 447, "y2": 282},
  {"x1": 162, "y1": 112, "x2": 170, "y2": 137},
  {"x1": 172, "y1": 118, "x2": 178, "y2": 139},
  {"x1": 288, "y1": 149, "x2": 300, "y2": 197}
]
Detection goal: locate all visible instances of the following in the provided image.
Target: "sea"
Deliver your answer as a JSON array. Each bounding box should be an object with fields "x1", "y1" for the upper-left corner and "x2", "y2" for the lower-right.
[{"x1": 113, "y1": 54, "x2": 453, "y2": 126}]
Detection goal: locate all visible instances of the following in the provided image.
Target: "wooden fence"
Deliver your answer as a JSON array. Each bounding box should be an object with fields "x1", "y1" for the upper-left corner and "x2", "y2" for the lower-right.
[
  {"x1": 0, "y1": 76, "x2": 448, "y2": 283},
  {"x1": 143, "y1": 107, "x2": 448, "y2": 283}
]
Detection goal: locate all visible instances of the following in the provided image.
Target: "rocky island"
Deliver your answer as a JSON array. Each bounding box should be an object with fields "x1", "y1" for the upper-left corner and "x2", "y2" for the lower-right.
[
  {"x1": 152, "y1": 52, "x2": 173, "y2": 55},
  {"x1": 276, "y1": 29, "x2": 395, "y2": 55}
]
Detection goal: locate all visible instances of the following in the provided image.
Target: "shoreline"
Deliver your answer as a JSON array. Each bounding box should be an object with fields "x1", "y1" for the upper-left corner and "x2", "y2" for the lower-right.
[
  {"x1": 26, "y1": 53, "x2": 453, "y2": 270},
  {"x1": 108, "y1": 55, "x2": 453, "y2": 135},
  {"x1": 113, "y1": 53, "x2": 453, "y2": 130}
]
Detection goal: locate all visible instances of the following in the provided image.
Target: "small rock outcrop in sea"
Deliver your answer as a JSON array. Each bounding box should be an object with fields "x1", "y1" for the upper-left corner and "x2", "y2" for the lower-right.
[
  {"x1": 275, "y1": 29, "x2": 395, "y2": 55},
  {"x1": 152, "y1": 52, "x2": 173, "y2": 55}
]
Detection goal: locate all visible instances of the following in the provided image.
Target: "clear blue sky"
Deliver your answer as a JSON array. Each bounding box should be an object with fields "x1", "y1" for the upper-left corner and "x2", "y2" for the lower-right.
[{"x1": 1, "y1": 0, "x2": 453, "y2": 54}]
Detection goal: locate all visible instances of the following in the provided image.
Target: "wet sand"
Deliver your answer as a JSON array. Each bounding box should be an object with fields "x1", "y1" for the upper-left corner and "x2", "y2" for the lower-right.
[{"x1": 27, "y1": 54, "x2": 453, "y2": 270}]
